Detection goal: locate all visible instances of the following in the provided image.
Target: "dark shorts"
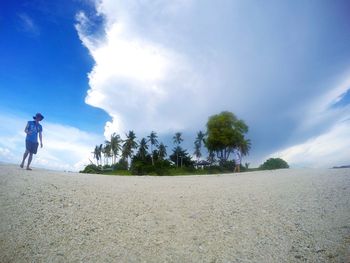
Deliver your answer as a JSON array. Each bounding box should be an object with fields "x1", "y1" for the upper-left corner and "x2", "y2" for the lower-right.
[{"x1": 26, "y1": 140, "x2": 39, "y2": 154}]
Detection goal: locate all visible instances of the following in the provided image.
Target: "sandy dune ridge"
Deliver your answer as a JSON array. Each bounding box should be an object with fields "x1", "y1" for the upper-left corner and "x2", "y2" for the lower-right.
[{"x1": 0, "y1": 164, "x2": 349, "y2": 262}]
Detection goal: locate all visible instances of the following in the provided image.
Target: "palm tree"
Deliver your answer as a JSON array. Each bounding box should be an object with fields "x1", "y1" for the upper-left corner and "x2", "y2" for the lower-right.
[
  {"x1": 98, "y1": 144, "x2": 103, "y2": 166},
  {"x1": 103, "y1": 141, "x2": 112, "y2": 165},
  {"x1": 195, "y1": 130, "x2": 205, "y2": 148},
  {"x1": 101, "y1": 145, "x2": 106, "y2": 166},
  {"x1": 170, "y1": 146, "x2": 192, "y2": 167},
  {"x1": 147, "y1": 131, "x2": 159, "y2": 165},
  {"x1": 92, "y1": 145, "x2": 100, "y2": 165},
  {"x1": 110, "y1": 133, "x2": 122, "y2": 164},
  {"x1": 173, "y1": 132, "x2": 183, "y2": 167},
  {"x1": 158, "y1": 143, "x2": 167, "y2": 160},
  {"x1": 238, "y1": 138, "x2": 251, "y2": 156},
  {"x1": 94, "y1": 144, "x2": 103, "y2": 166},
  {"x1": 122, "y1": 130, "x2": 138, "y2": 168},
  {"x1": 194, "y1": 142, "x2": 201, "y2": 163},
  {"x1": 173, "y1": 132, "x2": 183, "y2": 145},
  {"x1": 137, "y1": 138, "x2": 149, "y2": 160},
  {"x1": 194, "y1": 130, "x2": 205, "y2": 163}
]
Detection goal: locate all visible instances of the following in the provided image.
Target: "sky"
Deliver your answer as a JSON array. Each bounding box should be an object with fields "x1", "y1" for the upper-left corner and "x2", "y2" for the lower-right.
[{"x1": 1, "y1": 0, "x2": 350, "y2": 171}]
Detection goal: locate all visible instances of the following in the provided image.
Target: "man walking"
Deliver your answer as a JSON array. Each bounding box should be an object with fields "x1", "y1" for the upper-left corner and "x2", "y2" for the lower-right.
[
  {"x1": 233, "y1": 147, "x2": 242, "y2": 173},
  {"x1": 20, "y1": 113, "x2": 44, "y2": 170}
]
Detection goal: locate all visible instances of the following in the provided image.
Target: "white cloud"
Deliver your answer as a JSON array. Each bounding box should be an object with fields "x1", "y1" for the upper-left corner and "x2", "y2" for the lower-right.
[
  {"x1": 0, "y1": 113, "x2": 103, "y2": 171},
  {"x1": 269, "y1": 120, "x2": 350, "y2": 168},
  {"x1": 75, "y1": 1, "x2": 350, "y2": 168},
  {"x1": 75, "y1": 0, "x2": 212, "y2": 139},
  {"x1": 267, "y1": 74, "x2": 350, "y2": 168},
  {"x1": 297, "y1": 75, "x2": 350, "y2": 133},
  {"x1": 0, "y1": 147, "x2": 16, "y2": 163}
]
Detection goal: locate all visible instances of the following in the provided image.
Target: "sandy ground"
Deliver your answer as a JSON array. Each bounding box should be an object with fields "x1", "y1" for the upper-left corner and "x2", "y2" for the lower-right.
[{"x1": 0, "y1": 164, "x2": 349, "y2": 263}]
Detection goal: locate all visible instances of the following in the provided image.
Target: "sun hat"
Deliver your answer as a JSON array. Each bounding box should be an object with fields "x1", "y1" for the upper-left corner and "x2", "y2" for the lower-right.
[{"x1": 33, "y1": 113, "x2": 44, "y2": 120}]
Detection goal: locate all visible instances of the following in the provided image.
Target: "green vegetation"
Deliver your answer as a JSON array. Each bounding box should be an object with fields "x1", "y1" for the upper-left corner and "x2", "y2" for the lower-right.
[
  {"x1": 80, "y1": 164, "x2": 103, "y2": 174},
  {"x1": 205, "y1": 111, "x2": 251, "y2": 164},
  {"x1": 259, "y1": 158, "x2": 289, "y2": 170},
  {"x1": 80, "y1": 111, "x2": 288, "y2": 176}
]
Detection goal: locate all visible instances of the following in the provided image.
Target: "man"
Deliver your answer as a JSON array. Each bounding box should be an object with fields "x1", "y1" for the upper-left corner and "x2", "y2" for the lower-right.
[
  {"x1": 233, "y1": 147, "x2": 242, "y2": 173},
  {"x1": 20, "y1": 113, "x2": 44, "y2": 170}
]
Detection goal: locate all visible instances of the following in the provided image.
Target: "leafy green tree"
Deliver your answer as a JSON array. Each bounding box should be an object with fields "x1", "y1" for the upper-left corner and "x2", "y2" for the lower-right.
[
  {"x1": 147, "y1": 131, "x2": 159, "y2": 165},
  {"x1": 260, "y1": 158, "x2": 289, "y2": 170},
  {"x1": 207, "y1": 150, "x2": 216, "y2": 164},
  {"x1": 205, "y1": 111, "x2": 250, "y2": 163}
]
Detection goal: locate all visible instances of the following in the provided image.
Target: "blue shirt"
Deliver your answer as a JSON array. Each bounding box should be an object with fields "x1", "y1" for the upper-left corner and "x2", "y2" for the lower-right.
[
  {"x1": 26, "y1": 121, "x2": 42, "y2": 142},
  {"x1": 233, "y1": 148, "x2": 241, "y2": 162}
]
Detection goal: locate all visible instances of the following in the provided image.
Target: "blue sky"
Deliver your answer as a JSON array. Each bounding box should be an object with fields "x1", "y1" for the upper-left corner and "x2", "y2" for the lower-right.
[
  {"x1": 0, "y1": 0, "x2": 108, "y2": 131},
  {"x1": 1, "y1": 0, "x2": 350, "y2": 170}
]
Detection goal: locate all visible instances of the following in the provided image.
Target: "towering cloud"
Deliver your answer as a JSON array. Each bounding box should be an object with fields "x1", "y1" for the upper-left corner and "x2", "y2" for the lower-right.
[
  {"x1": 76, "y1": 1, "x2": 350, "y2": 167},
  {"x1": 75, "y1": 1, "x2": 207, "y2": 139}
]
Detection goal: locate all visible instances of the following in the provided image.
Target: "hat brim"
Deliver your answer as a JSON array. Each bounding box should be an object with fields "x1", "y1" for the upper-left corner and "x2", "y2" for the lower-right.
[{"x1": 33, "y1": 115, "x2": 44, "y2": 120}]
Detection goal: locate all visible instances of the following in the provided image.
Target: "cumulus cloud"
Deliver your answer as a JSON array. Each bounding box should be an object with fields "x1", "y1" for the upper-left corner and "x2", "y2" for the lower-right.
[
  {"x1": 76, "y1": 1, "x2": 350, "y2": 168},
  {"x1": 0, "y1": 113, "x2": 103, "y2": 171},
  {"x1": 75, "y1": 0, "x2": 215, "y2": 139}
]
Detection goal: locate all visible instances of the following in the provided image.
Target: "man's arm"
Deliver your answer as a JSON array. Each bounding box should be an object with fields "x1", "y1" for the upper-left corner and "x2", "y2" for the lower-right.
[
  {"x1": 39, "y1": 132, "x2": 43, "y2": 148},
  {"x1": 24, "y1": 122, "x2": 31, "y2": 135}
]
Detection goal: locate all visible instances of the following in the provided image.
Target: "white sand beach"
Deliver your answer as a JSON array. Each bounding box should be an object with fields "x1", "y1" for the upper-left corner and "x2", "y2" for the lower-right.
[{"x1": 0, "y1": 164, "x2": 349, "y2": 262}]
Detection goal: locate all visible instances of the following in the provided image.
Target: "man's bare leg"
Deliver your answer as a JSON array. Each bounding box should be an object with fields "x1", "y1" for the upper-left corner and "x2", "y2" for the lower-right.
[
  {"x1": 26, "y1": 153, "x2": 33, "y2": 170},
  {"x1": 20, "y1": 150, "x2": 29, "y2": 168},
  {"x1": 234, "y1": 165, "x2": 240, "y2": 174}
]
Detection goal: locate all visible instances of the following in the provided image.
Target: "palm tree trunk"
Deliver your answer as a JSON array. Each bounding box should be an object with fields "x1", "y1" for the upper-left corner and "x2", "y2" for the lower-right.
[{"x1": 151, "y1": 145, "x2": 154, "y2": 166}]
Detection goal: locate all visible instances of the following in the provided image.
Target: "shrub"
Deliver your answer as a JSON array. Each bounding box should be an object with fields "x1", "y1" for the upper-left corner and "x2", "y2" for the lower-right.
[
  {"x1": 130, "y1": 158, "x2": 173, "y2": 176},
  {"x1": 219, "y1": 160, "x2": 235, "y2": 171},
  {"x1": 80, "y1": 164, "x2": 102, "y2": 174},
  {"x1": 260, "y1": 158, "x2": 289, "y2": 170},
  {"x1": 153, "y1": 160, "x2": 172, "y2": 175},
  {"x1": 112, "y1": 159, "x2": 128, "y2": 170},
  {"x1": 130, "y1": 160, "x2": 152, "y2": 175}
]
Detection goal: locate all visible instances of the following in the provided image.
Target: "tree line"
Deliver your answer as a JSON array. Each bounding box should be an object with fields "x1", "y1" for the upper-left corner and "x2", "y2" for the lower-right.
[{"x1": 82, "y1": 111, "x2": 260, "y2": 175}]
